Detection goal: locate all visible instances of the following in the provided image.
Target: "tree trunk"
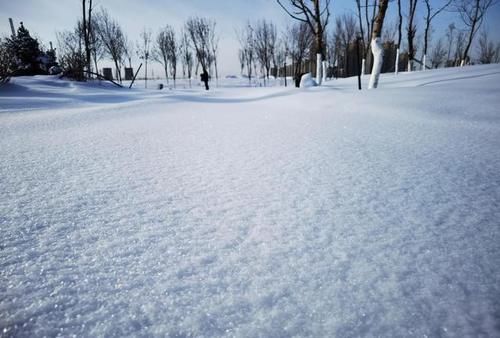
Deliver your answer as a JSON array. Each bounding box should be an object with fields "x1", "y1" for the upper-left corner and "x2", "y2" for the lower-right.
[
  {"x1": 395, "y1": 48, "x2": 400, "y2": 74},
  {"x1": 407, "y1": 0, "x2": 418, "y2": 72},
  {"x1": 145, "y1": 60, "x2": 148, "y2": 88},
  {"x1": 164, "y1": 65, "x2": 169, "y2": 85},
  {"x1": 322, "y1": 60, "x2": 327, "y2": 82},
  {"x1": 114, "y1": 60, "x2": 121, "y2": 83},
  {"x1": 316, "y1": 54, "x2": 322, "y2": 84},
  {"x1": 87, "y1": 0, "x2": 92, "y2": 74},
  {"x1": 395, "y1": 0, "x2": 402, "y2": 74},
  {"x1": 462, "y1": 0, "x2": 480, "y2": 66},
  {"x1": 356, "y1": 0, "x2": 365, "y2": 56},
  {"x1": 368, "y1": 0, "x2": 389, "y2": 89}
]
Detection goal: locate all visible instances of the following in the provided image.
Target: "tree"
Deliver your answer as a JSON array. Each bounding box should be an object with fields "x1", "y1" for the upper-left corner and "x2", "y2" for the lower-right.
[
  {"x1": 180, "y1": 29, "x2": 194, "y2": 87},
  {"x1": 167, "y1": 30, "x2": 178, "y2": 87},
  {"x1": 355, "y1": 0, "x2": 368, "y2": 75},
  {"x1": 455, "y1": 0, "x2": 497, "y2": 66},
  {"x1": 208, "y1": 22, "x2": 219, "y2": 86},
  {"x1": 0, "y1": 38, "x2": 12, "y2": 81},
  {"x1": 89, "y1": 18, "x2": 104, "y2": 75},
  {"x1": 238, "y1": 48, "x2": 245, "y2": 76},
  {"x1": 395, "y1": 0, "x2": 403, "y2": 74},
  {"x1": 155, "y1": 26, "x2": 175, "y2": 84},
  {"x1": 368, "y1": 0, "x2": 389, "y2": 89},
  {"x1": 494, "y1": 43, "x2": 500, "y2": 63},
  {"x1": 4, "y1": 22, "x2": 42, "y2": 75},
  {"x1": 406, "y1": 0, "x2": 419, "y2": 71},
  {"x1": 430, "y1": 38, "x2": 447, "y2": 67},
  {"x1": 253, "y1": 20, "x2": 277, "y2": 84},
  {"x1": 57, "y1": 26, "x2": 85, "y2": 80},
  {"x1": 454, "y1": 30, "x2": 466, "y2": 65},
  {"x1": 137, "y1": 28, "x2": 152, "y2": 88},
  {"x1": 237, "y1": 23, "x2": 257, "y2": 85},
  {"x1": 422, "y1": 0, "x2": 452, "y2": 70},
  {"x1": 276, "y1": 0, "x2": 331, "y2": 84},
  {"x1": 274, "y1": 39, "x2": 287, "y2": 80},
  {"x1": 95, "y1": 9, "x2": 127, "y2": 83},
  {"x1": 288, "y1": 22, "x2": 314, "y2": 87},
  {"x1": 334, "y1": 14, "x2": 357, "y2": 78},
  {"x1": 186, "y1": 17, "x2": 215, "y2": 90},
  {"x1": 81, "y1": 0, "x2": 94, "y2": 76},
  {"x1": 477, "y1": 29, "x2": 496, "y2": 63},
  {"x1": 445, "y1": 23, "x2": 456, "y2": 65}
]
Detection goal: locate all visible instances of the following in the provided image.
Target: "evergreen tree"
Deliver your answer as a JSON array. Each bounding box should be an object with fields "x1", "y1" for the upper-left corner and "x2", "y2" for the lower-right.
[{"x1": 5, "y1": 22, "x2": 42, "y2": 75}]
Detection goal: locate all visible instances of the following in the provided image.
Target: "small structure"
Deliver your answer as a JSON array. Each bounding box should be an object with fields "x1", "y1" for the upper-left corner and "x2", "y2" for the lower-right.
[
  {"x1": 102, "y1": 68, "x2": 113, "y2": 81},
  {"x1": 124, "y1": 68, "x2": 134, "y2": 81}
]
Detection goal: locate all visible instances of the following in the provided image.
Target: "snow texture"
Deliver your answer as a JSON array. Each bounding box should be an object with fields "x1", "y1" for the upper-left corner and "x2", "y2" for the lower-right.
[{"x1": 1, "y1": 65, "x2": 500, "y2": 337}]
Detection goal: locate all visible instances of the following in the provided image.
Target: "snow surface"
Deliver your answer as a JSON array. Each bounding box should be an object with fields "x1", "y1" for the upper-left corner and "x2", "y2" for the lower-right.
[{"x1": 1, "y1": 65, "x2": 500, "y2": 337}]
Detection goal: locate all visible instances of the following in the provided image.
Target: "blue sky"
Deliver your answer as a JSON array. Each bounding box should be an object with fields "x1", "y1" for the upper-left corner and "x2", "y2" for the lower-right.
[{"x1": 1, "y1": 0, "x2": 499, "y2": 76}]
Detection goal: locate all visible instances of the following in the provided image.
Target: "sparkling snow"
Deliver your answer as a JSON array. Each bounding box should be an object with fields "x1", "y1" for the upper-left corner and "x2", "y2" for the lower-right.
[{"x1": 1, "y1": 65, "x2": 500, "y2": 337}]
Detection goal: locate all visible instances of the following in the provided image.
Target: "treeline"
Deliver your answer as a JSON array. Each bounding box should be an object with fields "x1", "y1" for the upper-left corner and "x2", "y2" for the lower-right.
[
  {"x1": 1, "y1": 0, "x2": 499, "y2": 87},
  {"x1": 55, "y1": 1, "x2": 219, "y2": 89},
  {"x1": 237, "y1": 0, "x2": 500, "y2": 87}
]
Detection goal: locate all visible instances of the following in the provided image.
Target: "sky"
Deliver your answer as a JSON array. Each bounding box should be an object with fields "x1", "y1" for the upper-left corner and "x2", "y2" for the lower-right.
[{"x1": 1, "y1": 0, "x2": 499, "y2": 77}]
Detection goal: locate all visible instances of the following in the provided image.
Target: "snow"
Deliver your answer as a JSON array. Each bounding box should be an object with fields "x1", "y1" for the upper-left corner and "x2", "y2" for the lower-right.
[
  {"x1": 1, "y1": 65, "x2": 500, "y2": 337},
  {"x1": 299, "y1": 73, "x2": 317, "y2": 88}
]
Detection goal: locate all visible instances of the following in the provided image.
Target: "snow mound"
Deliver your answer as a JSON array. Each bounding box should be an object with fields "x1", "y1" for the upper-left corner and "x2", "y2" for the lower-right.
[{"x1": 299, "y1": 73, "x2": 317, "y2": 88}]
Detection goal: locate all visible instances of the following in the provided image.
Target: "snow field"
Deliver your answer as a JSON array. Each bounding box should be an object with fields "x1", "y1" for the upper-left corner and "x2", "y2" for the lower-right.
[{"x1": 1, "y1": 65, "x2": 500, "y2": 336}]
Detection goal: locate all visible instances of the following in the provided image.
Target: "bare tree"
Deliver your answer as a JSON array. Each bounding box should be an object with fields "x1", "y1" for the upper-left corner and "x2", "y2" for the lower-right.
[
  {"x1": 276, "y1": 0, "x2": 331, "y2": 84},
  {"x1": 89, "y1": 18, "x2": 103, "y2": 74},
  {"x1": 180, "y1": 29, "x2": 194, "y2": 87},
  {"x1": 477, "y1": 29, "x2": 496, "y2": 63},
  {"x1": 81, "y1": 0, "x2": 93, "y2": 76},
  {"x1": 95, "y1": 9, "x2": 127, "y2": 83},
  {"x1": 422, "y1": 0, "x2": 453, "y2": 70},
  {"x1": 186, "y1": 17, "x2": 214, "y2": 90},
  {"x1": 123, "y1": 39, "x2": 133, "y2": 69},
  {"x1": 253, "y1": 20, "x2": 277, "y2": 84},
  {"x1": 327, "y1": 29, "x2": 341, "y2": 75},
  {"x1": 57, "y1": 26, "x2": 85, "y2": 80},
  {"x1": 356, "y1": 0, "x2": 368, "y2": 75},
  {"x1": 406, "y1": 0, "x2": 419, "y2": 71},
  {"x1": 494, "y1": 42, "x2": 500, "y2": 63},
  {"x1": 430, "y1": 38, "x2": 447, "y2": 67},
  {"x1": 335, "y1": 14, "x2": 357, "y2": 78},
  {"x1": 238, "y1": 48, "x2": 245, "y2": 76},
  {"x1": 445, "y1": 23, "x2": 456, "y2": 64},
  {"x1": 288, "y1": 22, "x2": 314, "y2": 87},
  {"x1": 168, "y1": 31, "x2": 178, "y2": 87},
  {"x1": 0, "y1": 38, "x2": 10, "y2": 81},
  {"x1": 454, "y1": 30, "x2": 466, "y2": 64},
  {"x1": 208, "y1": 22, "x2": 219, "y2": 86},
  {"x1": 274, "y1": 39, "x2": 287, "y2": 80},
  {"x1": 137, "y1": 28, "x2": 152, "y2": 88},
  {"x1": 155, "y1": 25, "x2": 177, "y2": 85},
  {"x1": 382, "y1": 20, "x2": 397, "y2": 42},
  {"x1": 237, "y1": 23, "x2": 256, "y2": 85},
  {"x1": 455, "y1": 0, "x2": 497, "y2": 66},
  {"x1": 395, "y1": 0, "x2": 403, "y2": 73},
  {"x1": 368, "y1": 0, "x2": 390, "y2": 89}
]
